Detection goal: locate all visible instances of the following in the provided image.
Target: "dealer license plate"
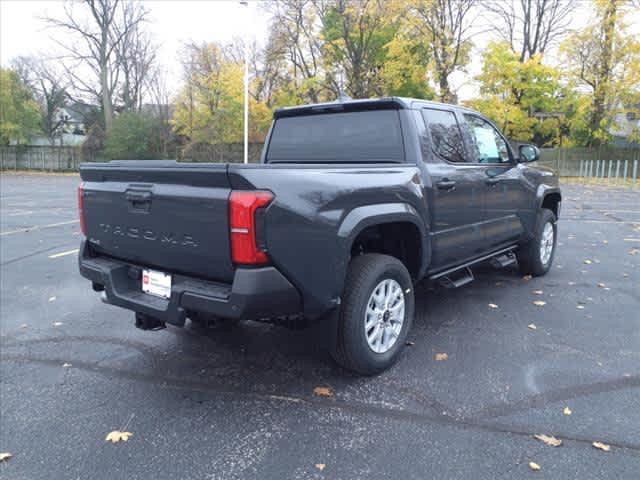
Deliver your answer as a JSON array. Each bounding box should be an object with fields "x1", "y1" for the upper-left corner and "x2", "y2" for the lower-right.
[{"x1": 142, "y1": 269, "x2": 172, "y2": 299}]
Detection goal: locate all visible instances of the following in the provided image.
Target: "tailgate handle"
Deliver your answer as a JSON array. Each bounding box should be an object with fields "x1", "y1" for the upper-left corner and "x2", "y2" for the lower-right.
[{"x1": 125, "y1": 189, "x2": 152, "y2": 211}]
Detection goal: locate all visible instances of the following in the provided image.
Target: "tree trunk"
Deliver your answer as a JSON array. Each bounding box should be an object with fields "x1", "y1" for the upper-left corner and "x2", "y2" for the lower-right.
[
  {"x1": 590, "y1": 0, "x2": 618, "y2": 147},
  {"x1": 101, "y1": 59, "x2": 114, "y2": 132}
]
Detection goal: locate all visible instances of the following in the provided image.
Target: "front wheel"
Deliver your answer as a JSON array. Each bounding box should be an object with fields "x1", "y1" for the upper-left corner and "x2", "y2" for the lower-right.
[
  {"x1": 331, "y1": 254, "x2": 414, "y2": 375},
  {"x1": 517, "y1": 209, "x2": 557, "y2": 276}
]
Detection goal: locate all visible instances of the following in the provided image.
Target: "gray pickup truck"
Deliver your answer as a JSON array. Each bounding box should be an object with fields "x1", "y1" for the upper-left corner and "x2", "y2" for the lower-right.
[{"x1": 78, "y1": 97, "x2": 561, "y2": 374}]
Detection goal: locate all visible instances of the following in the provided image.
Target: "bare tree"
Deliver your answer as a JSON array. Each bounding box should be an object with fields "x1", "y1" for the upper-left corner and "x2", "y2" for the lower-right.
[
  {"x1": 265, "y1": 0, "x2": 325, "y2": 103},
  {"x1": 145, "y1": 66, "x2": 173, "y2": 157},
  {"x1": 43, "y1": 0, "x2": 149, "y2": 132},
  {"x1": 411, "y1": 0, "x2": 478, "y2": 103},
  {"x1": 10, "y1": 56, "x2": 70, "y2": 144},
  {"x1": 486, "y1": 0, "x2": 575, "y2": 62},
  {"x1": 115, "y1": 1, "x2": 157, "y2": 112}
]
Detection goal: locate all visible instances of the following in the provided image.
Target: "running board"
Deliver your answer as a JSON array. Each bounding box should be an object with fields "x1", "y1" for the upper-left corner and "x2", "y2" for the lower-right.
[
  {"x1": 438, "y1": 267, "x2": 474, "y2": 289},
  {"x1": 429, "y1": 245, "x2": 518, "y2": 284}
]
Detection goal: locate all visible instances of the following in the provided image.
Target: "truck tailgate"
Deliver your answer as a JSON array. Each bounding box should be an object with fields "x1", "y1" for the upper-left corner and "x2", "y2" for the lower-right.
[{"x1": 80, "y1": 161, "x2": 235, "y2": 283}]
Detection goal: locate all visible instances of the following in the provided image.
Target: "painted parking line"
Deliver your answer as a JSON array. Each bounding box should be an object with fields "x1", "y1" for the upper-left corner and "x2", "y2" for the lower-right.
[
  {"x1": 563, "y1": 219, "x2": 640, "y2": 224},
  {"x1": 623, "y1": 238, "x2": 640, "y2": 242},
  {"x1": 0, "y1": 219, "x2": 79, "y2": 236},
  {"x1": 48, "y1": 248, "x2": 79, "y2": 259}
]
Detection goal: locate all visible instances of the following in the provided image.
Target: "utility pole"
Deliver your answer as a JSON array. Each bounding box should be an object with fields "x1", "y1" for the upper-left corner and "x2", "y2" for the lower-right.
[{"x1": 241, "y1": 0, "x2": 249, "y2": 164}]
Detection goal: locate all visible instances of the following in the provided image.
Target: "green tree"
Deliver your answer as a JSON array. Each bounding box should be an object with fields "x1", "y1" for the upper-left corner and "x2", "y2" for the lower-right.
[
  {"x1": 0, "y1": 68, "x2": 41, "y2": 145},
  {"x1": 468, "y1": 42, "x2": 570, "y2": 145},
  {"x1": 104, "y1": 112, "x2": 163, "y2": 159},
  {"x1": 172, "y1": 42, "x2": 271, "y2": 145},
  {"x1": 321, "y1": 0, "x2": 399, "y2": 98},
  {"x1": 560, "y1": 0, "x2": 640, "y2": 146}
]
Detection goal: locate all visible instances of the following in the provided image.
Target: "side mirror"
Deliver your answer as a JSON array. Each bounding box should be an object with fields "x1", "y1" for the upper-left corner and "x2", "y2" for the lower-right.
[{"x1": 518, "y1": 144, "x2": 540, "y2": 163}]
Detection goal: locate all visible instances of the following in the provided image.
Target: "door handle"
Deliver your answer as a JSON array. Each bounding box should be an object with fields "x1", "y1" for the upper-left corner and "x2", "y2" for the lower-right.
[
  {"x1": 436, "y1": 179, "x2": 456, "y2": 191},
  {"x1": 485, "y1": 177, "x2": 500, "y2": 186}
]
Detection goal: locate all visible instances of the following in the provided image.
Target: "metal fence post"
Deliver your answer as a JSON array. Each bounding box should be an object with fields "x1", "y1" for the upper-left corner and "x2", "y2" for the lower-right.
[
  {"x1": 615, "y1": 160, "x2": 621, "y2": 184},
  {"x1": 633, "y1": 159, "x2": 638, "y2": 188},
  {"x1": 607, "y1": 159, "x2": 613, "y2": 183},
  {"x1": 623, "y1": 160, "x2": 628, "y2": 185}
]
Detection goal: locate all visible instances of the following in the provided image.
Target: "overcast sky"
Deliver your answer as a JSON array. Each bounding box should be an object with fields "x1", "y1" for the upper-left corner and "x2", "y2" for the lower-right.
[{"x1": 1, "y1": 0, "x2": 638, "y2": 102}]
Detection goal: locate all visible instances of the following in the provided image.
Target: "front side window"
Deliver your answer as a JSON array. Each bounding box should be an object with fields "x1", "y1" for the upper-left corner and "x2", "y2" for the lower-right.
[
  {"x1": 422, "y1": 108, "x2": 466, "y2": 163},
  {"x1": 464, "y1": 114, "x2": 511, "y2": 163}
]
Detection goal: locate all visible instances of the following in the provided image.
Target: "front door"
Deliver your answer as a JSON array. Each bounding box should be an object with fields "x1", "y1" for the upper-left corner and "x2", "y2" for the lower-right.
[
  {"x1": 462, "y1": 113, "x2": 526, "y2": 249},
  {"x1": 421, "y1": 107, "x2": 486, "y2": 270}
]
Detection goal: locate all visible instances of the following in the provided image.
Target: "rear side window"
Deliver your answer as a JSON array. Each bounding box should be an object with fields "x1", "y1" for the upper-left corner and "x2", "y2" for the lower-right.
[
  {"x1": 422, "y1": 108, "x2": 466, "y2": 163},
  {"x1": 266, "y1": 110, "x2": 404, "y2": 163}
]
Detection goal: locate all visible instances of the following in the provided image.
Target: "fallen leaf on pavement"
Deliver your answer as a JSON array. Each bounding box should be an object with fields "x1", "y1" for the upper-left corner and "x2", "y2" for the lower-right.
[
  {"x1": 534, "y1": 434, "x2": 562, "y2": 447},
  {"x1": 563, "y1": 407, "x2": 572, "y2": 415},
  {"x1": 602, "y1": 240, "x2": 608, "y2": 244},
  {"x1": 313, "y1": 387, "x2": 333, "y2": 397},
  {"x1": 488, "y1": 303, "x2": 498, "y2": 309},
  {"x1": 48, "y1": 296, "x2": 56, "y2": 302},
  {"x1": 435, "y1": 353, "x2": 448, "y2": 361},
  {"x1": 592, "y1": 441, "x2": 611, "y2": 452},
  {"x1": 62, "y1": 363, "x2": 72, "y2": 368},
  {"x1": 583, "y1": 259, "x2": 592, "y2": 264},
  {"x1": 629, "y1": 249, "x2": 639, "y2": 256},
  {"x1": 0, "y1": 453, "x2": 12, "y2": 462},
  {"x1": 523, "y1": 275, "x2": 532, "y2": 281},
  {"x1": 532, "y1": 290, "x2": 543, "y2": 295},
  {"x1": 405, "y1": 341, "x2": 415, "y2": 346},
  {"x1": 315, "y1": 464, "x2": 326, "y2": 471},
  {"x1": 597, "y1": 283, "x2": 606, "y2": 288},
  {"x1": 52, "y1": 321, "x2": 64, "y2": 327},
  {"x1": 105, "y1": 431, "x2": 132, "y2": 443},
  {"x1": 19, "y1": 324, "x2": 28, "y2": 329},
  {"x1": 528, "y1": 323, "x2": 537, "y2": 330},
  {"x1": 533, "y1": 300, "x2": 546, "y2": 306},
  {"x1": 529, "y1": 461, "x2": 541, "y2": 471}
]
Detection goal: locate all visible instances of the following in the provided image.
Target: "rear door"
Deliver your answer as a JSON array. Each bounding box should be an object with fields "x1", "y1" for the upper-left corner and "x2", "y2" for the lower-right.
[
  {"x1": 462, "y1": 113, "x2": 526, "y2": 248},
  {"x1": 421, "y1": 107, "x2": 486, "y2": 269},
  {"x1": 80, "y1": 162, "x2": 235, "y2": 283}
]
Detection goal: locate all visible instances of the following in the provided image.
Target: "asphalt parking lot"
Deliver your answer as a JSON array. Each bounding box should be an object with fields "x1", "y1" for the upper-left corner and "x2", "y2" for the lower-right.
[{"x1": 1, "y1": 172, "x2": 639, "y2": 479}]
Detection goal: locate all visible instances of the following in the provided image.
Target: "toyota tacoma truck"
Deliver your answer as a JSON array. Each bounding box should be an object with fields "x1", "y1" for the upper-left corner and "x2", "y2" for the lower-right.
[{"x1": 78, "y1": 97, "x2": 561, "y2": 375}]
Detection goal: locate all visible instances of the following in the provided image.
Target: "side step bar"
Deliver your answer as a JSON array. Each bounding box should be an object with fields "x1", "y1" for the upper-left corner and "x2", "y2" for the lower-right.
[
  {"x1": 490, "y1": 252, "x2": 517, "y2": 268},
  {"x1": 429, "y1": 245, "x2": 518, "y2": 288},
  {"x1": 438, "y1": 267, "x2": 474, "y2": 289}
]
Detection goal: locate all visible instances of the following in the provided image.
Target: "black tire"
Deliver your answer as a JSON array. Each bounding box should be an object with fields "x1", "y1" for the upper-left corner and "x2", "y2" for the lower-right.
[
  {"x1": 331, "y1": 254, "x2": 414, "y2": 375},
  {"x1": 517, "y1": 209, "x2": 557, "y2": 276}
]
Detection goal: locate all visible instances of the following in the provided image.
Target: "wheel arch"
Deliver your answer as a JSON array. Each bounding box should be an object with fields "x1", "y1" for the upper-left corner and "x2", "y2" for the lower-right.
[
  {"x1": 539, "y1": 189, "x2": 562, "y2": 219},
  {"x1": 337, "y1": 203, "x2": 430, "y2": 281}
]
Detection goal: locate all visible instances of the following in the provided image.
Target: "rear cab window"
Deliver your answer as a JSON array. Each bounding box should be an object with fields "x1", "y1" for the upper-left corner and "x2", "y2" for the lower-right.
[{"x1": 266, "y1": 110, "x2": 404, "y2": 163}]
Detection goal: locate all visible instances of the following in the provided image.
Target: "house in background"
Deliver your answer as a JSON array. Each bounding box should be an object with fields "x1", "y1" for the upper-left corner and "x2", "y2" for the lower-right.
[
  {"x1": 13, "y1": 102, "x2": 99, "y2": 147},
  {"x1": 609, "y1": 102, "x2": 640, "y2": 148}
]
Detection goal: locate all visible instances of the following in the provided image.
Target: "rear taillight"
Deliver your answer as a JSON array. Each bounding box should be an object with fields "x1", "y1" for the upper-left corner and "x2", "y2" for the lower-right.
[
  {"x1": 229, "y1": 190, "x2": 273, "y2": 265},
  {"x1": 77, "y1": 182, "x2": 86, "y2": 236}
]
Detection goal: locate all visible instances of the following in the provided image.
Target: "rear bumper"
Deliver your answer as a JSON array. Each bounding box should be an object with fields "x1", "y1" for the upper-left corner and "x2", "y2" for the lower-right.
[{"x1": 78, "y1": 240, "x2": 302, "y2": 326}]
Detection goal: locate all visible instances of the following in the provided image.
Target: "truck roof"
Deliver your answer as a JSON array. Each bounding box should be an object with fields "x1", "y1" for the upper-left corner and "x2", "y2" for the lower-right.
[{"x1": 273, "y1": 97, "x2": 475, "y2": 118}]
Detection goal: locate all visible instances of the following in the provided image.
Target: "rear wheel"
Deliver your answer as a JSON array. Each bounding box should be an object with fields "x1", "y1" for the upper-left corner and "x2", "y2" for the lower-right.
[
  {"x1": 331, "y1": 254, "x2": 414, "y2": 375},
  {"x1": 517, "y1": 209, "x2": 557, "y2": 276}
]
